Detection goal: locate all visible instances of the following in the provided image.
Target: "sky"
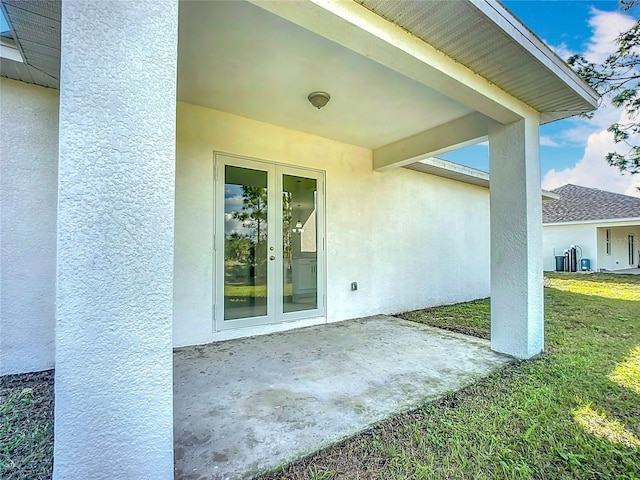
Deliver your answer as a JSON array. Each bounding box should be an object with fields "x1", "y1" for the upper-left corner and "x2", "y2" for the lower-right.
[{"x1": 439, "y1": 0, "x2": 640, "y2": 197}]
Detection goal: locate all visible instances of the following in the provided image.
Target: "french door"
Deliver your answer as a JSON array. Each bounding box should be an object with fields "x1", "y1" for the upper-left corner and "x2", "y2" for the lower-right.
[{"x1": 214, "y1": 153, "x2": 325, "y2": 330}]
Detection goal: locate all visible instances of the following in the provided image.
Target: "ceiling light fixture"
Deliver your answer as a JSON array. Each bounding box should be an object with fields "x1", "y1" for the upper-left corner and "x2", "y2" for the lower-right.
[
  {"x1": 293, "y1": 204, "x2": 305, "y2": 233},
  {"x1": 307, "y1": 91, "x2": 331, "y2": 109}
]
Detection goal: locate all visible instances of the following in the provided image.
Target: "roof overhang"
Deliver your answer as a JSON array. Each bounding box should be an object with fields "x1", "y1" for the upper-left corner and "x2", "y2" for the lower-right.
[
  {"x1": 404, "y1": 157, "x2": 560, "y2": 201},
  {"x1": 0, "y1": 0, "x2": 59, "y2": 89},
  {"x1": 0, "y1": 36, "x2": 21, "y2": 63},
  {"x1": 356, "y1": 0, "x2": 598, "y2": 124},
  {"x1": 1, "y1": 0, "x2": 597, "y2": 119},
  {"x1": 1, "y1": 0, "x2": 598, "y2": 158},
  {"x1": 247, "y1": 0, "x2": 597, "y2": 168},
  {"x1": 405, "y1": 157, "x2": 490, "y2": 188},
  {"x1": 542, "y1": 191, "x2": 561, "y2": 201},
  {"x1": 544, "y1": 218, "x2": 640, "y2": 227}
]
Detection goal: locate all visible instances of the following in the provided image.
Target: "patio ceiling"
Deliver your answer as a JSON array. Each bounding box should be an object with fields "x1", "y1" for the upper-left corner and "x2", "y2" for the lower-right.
[{"x1": 177, "y1": 0, "x2": 474, "y2": 150}]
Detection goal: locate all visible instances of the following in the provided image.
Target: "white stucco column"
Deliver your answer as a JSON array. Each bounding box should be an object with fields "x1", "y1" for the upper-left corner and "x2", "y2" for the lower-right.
[
  {"x1": 54, "y1": 1, "x2": 178, "y2": 479},
  {"x1": 488, "y1": 118, "x2": 544, "y2": 359}
]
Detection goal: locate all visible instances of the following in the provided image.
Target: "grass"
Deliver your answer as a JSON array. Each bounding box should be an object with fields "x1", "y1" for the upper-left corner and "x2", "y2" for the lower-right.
[
  {"x1": 0, "y1": 371, "x2": 54, "y2": 480},
  {"x1": 545, "y1": 273, "x2": 640, "y2": 301},
  {"x1": 400, "y1": 298, "x2": 491, "y2": 339},
  {"x1": 2, "y1": 273, "x2": 639, "y2": 479},
  {"x1": 225, "y1": 283, "x2": 294, "y2": 298},
  {"x1": 261, "y1": 273, "x2": 640, "y2": 479}
]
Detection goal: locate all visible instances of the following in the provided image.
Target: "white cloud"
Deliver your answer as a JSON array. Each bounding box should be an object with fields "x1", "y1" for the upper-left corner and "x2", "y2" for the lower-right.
[
  {"x1": 224, "y1": 194, "x2": 244, "y2": 212},
  {"x1": 584, "y1": 8, "x2": 635, "y2": 63},
  {"x1": 540, "y1": 135, "x2": 559, "y2": 147},
  {"x1": 547, "y1": 94, "x2": 624, "y2": 147},
  {"x1": 542, "y1": 123, "x2": 640, "y2": 197},
  {"x1": 540, "y1": 7, "x2": 640, "y2": 197},
  {"x1": 542, "y1": 8, "x2": 636, "y2": 146},
  {"x1": 546, "y1": 41, "x2": 575, "y2": 61}
]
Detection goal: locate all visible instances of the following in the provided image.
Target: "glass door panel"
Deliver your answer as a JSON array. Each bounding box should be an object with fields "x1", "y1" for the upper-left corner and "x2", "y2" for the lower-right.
[
  {"x1": 282, "y1": 174, "x2": 318, "y2": 313},
  {"x1": 223, "y1": 165, "x2": 268, "y2": 320},
  {"x1": 215, "y1": 153, "x2": 324, "y2": 331}
]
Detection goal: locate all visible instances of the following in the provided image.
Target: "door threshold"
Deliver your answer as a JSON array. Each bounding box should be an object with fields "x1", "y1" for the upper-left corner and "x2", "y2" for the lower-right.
[{"x1": 209, "y1": 316, "x2": 327, "y2": 343}]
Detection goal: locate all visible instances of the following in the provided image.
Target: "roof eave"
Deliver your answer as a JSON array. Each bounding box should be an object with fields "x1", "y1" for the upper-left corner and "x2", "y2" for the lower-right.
[
  {"x1": 405, "y1": 158, "x2": 561, "y2": 202},
  {"x1": 404, "y1": 157, "x2": 489, "y2": 188},
  {"x1": 544, "y1": 217, "x2": 640, "y2": 226},
  {"x1": 472, "y1": 0, "x2": 599, "y2": 115}
]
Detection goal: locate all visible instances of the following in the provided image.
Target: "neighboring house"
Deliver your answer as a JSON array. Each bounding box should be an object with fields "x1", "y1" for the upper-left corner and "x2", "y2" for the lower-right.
[
  {"x1": 543, "y1": 184, "x2": 640, "y2": 272},
  {"x1": 0, "y1": 1, "x2": 597, "y2": 478}
]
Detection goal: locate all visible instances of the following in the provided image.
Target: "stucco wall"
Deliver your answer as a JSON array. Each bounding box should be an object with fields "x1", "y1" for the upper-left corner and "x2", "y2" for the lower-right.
[
  {"x1": 0, "y1": 86, "x2": 492, "y2": 372},
  {"x1": 1, "y1": 78, "x2": 59, "y2": 375},
  {"x1": 542, "y1": 224, "x2": 597, "y2": 271},
  {"x1": 174, "y1": 101, "x2": 491, "y2": 347},
  {"x1": 597, "y1": 225, "x2": 640, "y2": 271}
]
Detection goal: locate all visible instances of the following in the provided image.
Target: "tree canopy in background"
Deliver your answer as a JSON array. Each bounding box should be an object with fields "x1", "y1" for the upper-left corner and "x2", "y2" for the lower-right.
[{"x1": 568, "y1": 0, "x2": 640, "y2": 175}]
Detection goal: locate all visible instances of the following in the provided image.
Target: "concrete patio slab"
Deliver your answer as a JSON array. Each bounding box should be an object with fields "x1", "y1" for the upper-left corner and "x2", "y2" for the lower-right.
[
  {"x1": 609, "y1": 268, "x2": 640, "y2": 275},
  {"x1": 173, "y1": 315, "x2": 512, "y2": 479}
]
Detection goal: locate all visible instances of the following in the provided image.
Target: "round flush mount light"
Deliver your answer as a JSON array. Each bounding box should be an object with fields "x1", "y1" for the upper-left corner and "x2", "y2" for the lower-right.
[{"x1": 307, "y1": 91, "x2": 331, "y2": 109}]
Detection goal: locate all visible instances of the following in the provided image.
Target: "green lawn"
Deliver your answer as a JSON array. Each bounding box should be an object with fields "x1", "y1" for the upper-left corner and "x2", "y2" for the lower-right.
[
  {"x1": 225, "y1": 283, "x2": 294, "y2": 298},
  {"x1": 0, "y1": 371, "x2": 53, "y2": 480},
  {"x1": 262, "y1": 273, "x2": 640, "y2": 479},
  {"x1": 2, "y1": 273, "x2": 639, "y2": 479}
]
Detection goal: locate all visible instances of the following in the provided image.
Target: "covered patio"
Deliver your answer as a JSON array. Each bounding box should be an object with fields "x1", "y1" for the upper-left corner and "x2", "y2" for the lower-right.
[
  {"x1": 0, "y1": 0, "x2": 599, "y2": 478},
  {"x1": 173, "y1": 316, "x2": 511, "y2": 479}
]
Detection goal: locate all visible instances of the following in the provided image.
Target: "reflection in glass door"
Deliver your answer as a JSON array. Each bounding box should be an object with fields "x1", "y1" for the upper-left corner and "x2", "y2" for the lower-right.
[
  {"x1": 215, "y1": 153, "x2": 324, "y2": 331},
  {"x1": 283, "y1": 175, "x2": 318, "y2": 313},
  {"x1": 223, "y1": 165, "x2": 269, "y2": 321}
]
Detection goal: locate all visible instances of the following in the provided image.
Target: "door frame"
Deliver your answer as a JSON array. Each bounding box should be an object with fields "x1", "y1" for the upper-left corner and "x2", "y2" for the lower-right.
[{"x1": 213, "y1": 151, "x2": 326, "y2": 332}]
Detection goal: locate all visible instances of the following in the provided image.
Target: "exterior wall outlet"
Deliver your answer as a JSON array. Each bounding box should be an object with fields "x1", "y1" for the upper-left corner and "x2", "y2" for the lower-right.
[{"x1": 351, "y1": 282, "x2": 358, "y2": 291}]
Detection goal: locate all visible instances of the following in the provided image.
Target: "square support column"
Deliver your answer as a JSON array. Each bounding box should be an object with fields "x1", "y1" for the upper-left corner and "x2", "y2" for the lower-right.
[
  {"x1": 54, "y1": 1, "x2": 178, "y2": 478},
  {"x1": 489, "y1": 118, "x2": 544, "y2": 359}
]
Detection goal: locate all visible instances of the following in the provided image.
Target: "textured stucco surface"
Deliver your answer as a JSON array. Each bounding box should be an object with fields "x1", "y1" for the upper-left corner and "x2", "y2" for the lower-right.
[
  {"x1": 174, "y1": 102, "x2": 491, "y2": 347},
  {"x1": 489, "y1": 118, "x2": 544, "y2": 359},
  {"x1": 1, "y1": 78, "x2": 59, "y2": 375},
  {"x1": 174, "y1": 315, "x2": 512, "y2": 479},
  {"x1": 54, "y1": 1, "x2": 178, "y2": 479}
]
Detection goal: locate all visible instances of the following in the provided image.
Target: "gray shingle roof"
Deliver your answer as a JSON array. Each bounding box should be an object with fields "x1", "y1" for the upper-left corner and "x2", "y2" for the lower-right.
[{"x1": 542, "y1": 184, "x2": 640, "y2": 224}]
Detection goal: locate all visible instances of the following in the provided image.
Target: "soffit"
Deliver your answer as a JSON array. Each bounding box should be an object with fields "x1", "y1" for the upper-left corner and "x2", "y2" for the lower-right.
[
  {"x1": 357, "y1": 0, "x2": 598, "y2": 122},
  {"x1": 0, "y1": 0, "x2": 59, "y2": 89},
  {"x1": 404, "y1": 158, "x2": 489, "y2": 188}
]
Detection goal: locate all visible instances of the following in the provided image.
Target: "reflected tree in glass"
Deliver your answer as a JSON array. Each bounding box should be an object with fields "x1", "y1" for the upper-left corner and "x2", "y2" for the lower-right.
[
  {"x1": 232, "y1": 186, "x2": 268, "y2": 247},
  {"x1": 224, "y1": 167, "x2": 268, "y2": 320}
]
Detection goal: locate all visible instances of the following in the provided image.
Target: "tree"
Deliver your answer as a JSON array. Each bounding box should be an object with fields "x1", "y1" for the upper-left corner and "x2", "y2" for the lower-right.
[
  {"x1": 225, "y1": 232, "x2": 252, "y2": 263},
  {"x1": 232, "y1": 186, "x2": 268, "y2": 243},
  {"x1": 567, "y1": 1, "x2": 640, "y2": 175},
  {"x1": 229, "y1": 186, "x2": 268, "y2": 277}
]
